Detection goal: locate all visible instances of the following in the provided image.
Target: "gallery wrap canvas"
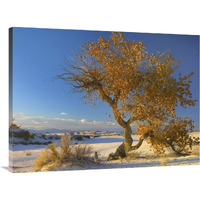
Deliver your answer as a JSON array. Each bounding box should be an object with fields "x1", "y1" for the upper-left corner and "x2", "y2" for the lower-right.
[{"x1": 9, "y1": 27, "x2": 199, "y2": 173}]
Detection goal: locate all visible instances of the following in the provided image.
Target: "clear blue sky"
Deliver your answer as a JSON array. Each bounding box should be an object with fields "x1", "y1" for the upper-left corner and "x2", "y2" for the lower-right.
[{"x1": 12, "y1": 27, "x2": 199, "y2": 132}]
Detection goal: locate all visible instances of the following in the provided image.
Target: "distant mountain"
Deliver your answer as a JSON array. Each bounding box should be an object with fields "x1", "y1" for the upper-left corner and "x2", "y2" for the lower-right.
[
  {"x1": 26, "y1": 128, "x2": 124, "y2": 134},
  {"x1": 27, "y1": 128, "x2": 73, "y2": 134}
]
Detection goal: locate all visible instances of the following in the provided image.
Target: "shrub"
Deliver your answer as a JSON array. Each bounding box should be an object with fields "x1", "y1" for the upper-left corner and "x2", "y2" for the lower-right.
[
  {"x1": 48, "y1": 135, "x2": 54, "y2": 140},
  {"x1": 59, "y1": 135, "x2": 71, "y2": 160},
  {"x1": 19, "y1": 141, "x2": 28, "y2": 145},
  {"x1": 47, "y1": 143, "x2": 61, "y2": 161},
  {"x1": 92, "y1": 131, "x2": 97, "y2": 136},
  {"x1": 73, "y1": 135, "x2": 83, "y2": 141},
  {"x1": 54, "y1": 135, "x2": 60, "y2": 140},
  {"x1": 34, "y1": 135, "x2": 94, "y2": 172},
  {"x1": 69, "y1": 131, "x2": 74, "y2": 136},
  {"x1": 81, "y1": 132, "x2": 85, "y2": 136},
  {"x1": 23, "y1": 130, "x2": 32, "y2": 141},
  {"x1": 33, "y1": 141, "x2": 42, "y2": 145},
  {"x1": 161, "y1": 118, "x2": 199, "y2": 155},
  {"x1": 136, "y1": 117, "x2": 199, "y2": 156},
  {"x1": 42, "y1": 142, "x2": 50, "y2": 145},
  {"x1": 34, "y1": 147, "x2": 60, "y2": 172},
  {"x1": 73, "y1": 144, "x2": 93, "y2": 160},
  {"x1": 9, "y1": 128, "x2": 33, "y2": 142},
  {"x1": 82, "y1": 135, "x2": 90, "y2": 139},
  {"x1": 29, "y1": 134, "x2": 35, "y2": 139},
  {"x1": 41, "y1": 134, "x2": 47, "y2": 140}
]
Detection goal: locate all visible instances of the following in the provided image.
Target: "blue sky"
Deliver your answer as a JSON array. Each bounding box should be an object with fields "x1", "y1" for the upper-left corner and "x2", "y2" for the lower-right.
[{"x1": 12, "y1": 27, "x2": 199, "y2": 132}]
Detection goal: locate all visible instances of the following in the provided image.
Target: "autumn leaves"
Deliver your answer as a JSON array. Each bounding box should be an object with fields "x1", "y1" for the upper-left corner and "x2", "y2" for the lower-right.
[{"x1": 58, "y1": 32, "x2": 197, "y2": 156}]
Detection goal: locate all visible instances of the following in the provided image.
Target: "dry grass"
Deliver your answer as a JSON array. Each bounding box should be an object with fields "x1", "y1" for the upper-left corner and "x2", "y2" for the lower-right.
[
  {"x1": 34, "y1": 143, "x2": 61, "y2": 171},
  {"x1": 73, "y1": 144, "x2": 93, "y2": 160},
  {"x1": 23, "y1": 150, "x2": 32, "y2": 156},
  {"x1": 60, "y1": 136, "x2": 71, "y2": 159},
  {"x1": 159, "y1": 157, "x2": 169, "y2": 166},
  {"x1": 34, "y1": 135, "x2": 94, "y2": 172}
]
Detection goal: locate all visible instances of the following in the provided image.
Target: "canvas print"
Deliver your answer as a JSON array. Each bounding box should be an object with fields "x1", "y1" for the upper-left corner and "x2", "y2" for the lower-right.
[{"x1": 9, "y1": 27, "x2": 199, "y2": 173}]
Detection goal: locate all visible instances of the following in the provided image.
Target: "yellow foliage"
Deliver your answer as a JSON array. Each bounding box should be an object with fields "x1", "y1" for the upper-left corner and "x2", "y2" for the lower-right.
[
  {"x1": 58, "y1": 32, "x2": 196, "y2": 133},
  {"x1": 135, "y1": 117, "x2": 199, "y2": 155}
]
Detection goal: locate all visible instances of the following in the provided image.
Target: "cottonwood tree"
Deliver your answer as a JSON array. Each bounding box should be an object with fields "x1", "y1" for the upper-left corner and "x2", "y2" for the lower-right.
[{"x1": 58, "y1": 32, "x2": 196, "y2": 159}]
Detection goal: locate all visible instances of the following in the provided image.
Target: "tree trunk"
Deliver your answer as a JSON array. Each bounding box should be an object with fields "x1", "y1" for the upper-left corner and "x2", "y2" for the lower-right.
[
  {"x1": 123, "y1": 124, "x2": 133, "y2": 153},
  {"x1": 114, "y1": 124, "x2": 133, "y2": 158},
  {"x1": 106, "y1": 105, "x2": 149, "y2": 160},
  {"x1": 107, "y1": 124, "x2": 133, "y2": 160},
  {"x1": 107, "y1": 125, "x2": 150, "y2": 161}
]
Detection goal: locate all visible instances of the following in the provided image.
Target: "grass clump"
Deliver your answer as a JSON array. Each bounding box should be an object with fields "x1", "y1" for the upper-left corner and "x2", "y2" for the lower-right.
[
  {"x1": 34, "y1": 142, "x2": 61, "y2": 172},
  {"x1": 34, "y1": 135, "x2": 94, "y2": 172},
  {"x1": 159, "y1": 157, "x2": 170, "y2": 166},
  {"x1": 73, "y1": 144, "x2": 93, "y2": 160},
  {"x1": 23, "y1": 150, "x2": 32, "y2": 156}
]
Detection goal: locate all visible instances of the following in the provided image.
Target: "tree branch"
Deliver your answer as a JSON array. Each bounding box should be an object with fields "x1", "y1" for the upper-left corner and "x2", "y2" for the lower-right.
[
  {"x1": 111, "y1": 105, "x2": 127, "y2": 128},
  {"x1": 98, "y1": 86, "x2": 114, "y2": 106},
  {"x1": 127, "y1": 116, "x2": 137, "y2": 125},
  {"x1": 130, "y1": 131, "x2": 149, "y2": 150},
  {"x1": 113, "y1": 89, "x2": 121, "y2": 104}
]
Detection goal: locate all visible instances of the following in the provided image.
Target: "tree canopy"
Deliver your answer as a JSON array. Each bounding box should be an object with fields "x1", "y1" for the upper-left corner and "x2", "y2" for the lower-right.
[
  {"x1": 58, "y1": 32, "x2": 197, "y2": 158},
  {"x1": 59, "y1": 32, "x2": 196, "y2": 126}
]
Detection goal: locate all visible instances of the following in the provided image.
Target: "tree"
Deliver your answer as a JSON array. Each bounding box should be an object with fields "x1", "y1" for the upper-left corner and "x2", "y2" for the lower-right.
[
  {"x1": 136, "y1": 117, "x2": 199, "y2": 155},
  {"x1": 58, "y1": 32, "x2": 196, "y2": 159}
]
